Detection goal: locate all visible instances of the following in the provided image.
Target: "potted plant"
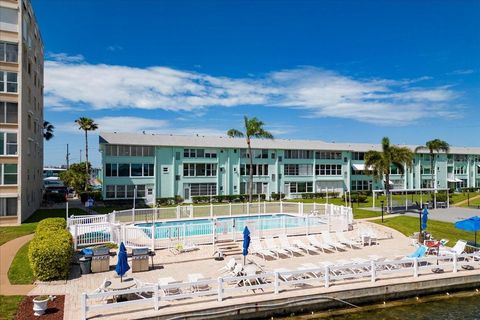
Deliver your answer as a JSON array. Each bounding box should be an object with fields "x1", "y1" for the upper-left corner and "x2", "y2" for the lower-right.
[{"x1": 32, "y1": 295, "x2": 51, "y2": 316}]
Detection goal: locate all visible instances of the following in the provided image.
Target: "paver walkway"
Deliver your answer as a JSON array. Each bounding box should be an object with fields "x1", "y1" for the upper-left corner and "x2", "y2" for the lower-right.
[{"x1": 0, "y1": 234, "x2": 35, "y2": 295}]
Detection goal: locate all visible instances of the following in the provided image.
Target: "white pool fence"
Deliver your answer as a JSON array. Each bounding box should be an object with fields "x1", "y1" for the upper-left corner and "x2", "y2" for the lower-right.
[{"x1": 68, "y1": 202, "x2": 353, "y2": 250}]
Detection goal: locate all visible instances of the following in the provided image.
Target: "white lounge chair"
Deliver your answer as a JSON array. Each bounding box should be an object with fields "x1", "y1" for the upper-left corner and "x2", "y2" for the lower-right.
[
  {"x1": 93, "y1": 278, "x2": 111, "y2": 301},
  {"x1": 188, "y1": 273, "x2": 212, "y2": 292},
  {"x1": 335, "y1": 232, "x2": 361, "y2": 248},
  {"x1": 321, "y1": 232, "x2": 347, "y2": 251},
  {"x1": 218, "y1": 258, "x2": 236, "y2": 274},
  {"x1": 278, "y1": 235, "x2": 304, "y2": 256},
  {"x1": 291, "y1": 238, "x2": 319, "y2": 254},
  {"x1": 265, "y1": 236, "x2": 292, "y2": 257},
  {"x1": 439, "y1": 240, "x2": 467, "y2": 256},
  {"x1": 158, "y1": 278, "x2": 183, "y2": 296},
  {"x1": 251, "y1": 239, "x2": 277, "y2": 260},
  {"x1": 307, "y1": 235, "x2": 333, "y2": 252},
  {"x1": 298, "y1": 262, "x2": 323, "y2": 278}
]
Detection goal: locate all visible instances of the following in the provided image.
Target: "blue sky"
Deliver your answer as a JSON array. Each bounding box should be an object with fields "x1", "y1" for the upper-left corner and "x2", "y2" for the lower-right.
[{"x1": 33, "y1": 0, "x2": 480, "y2": 167}]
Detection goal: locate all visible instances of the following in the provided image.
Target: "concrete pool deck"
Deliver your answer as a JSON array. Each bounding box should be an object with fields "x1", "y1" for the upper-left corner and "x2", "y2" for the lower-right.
[{"x1": 28, "y1": 221, "x2": 480, "y2": 319}]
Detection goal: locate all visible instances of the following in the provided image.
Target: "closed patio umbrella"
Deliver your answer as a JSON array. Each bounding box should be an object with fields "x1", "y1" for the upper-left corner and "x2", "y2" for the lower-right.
[
  {"x1": 115, "y1": 242, "x2": 130, "y2": 282},
  {"x1": 454, "y1": 216, "x2": 480, "y2": 246},
  {"x1": 421, "y1": 208, "x2": 429, "y2": 231},
  {"x1": 242, "y1": 226, "x2": 250, "y2": 265}
]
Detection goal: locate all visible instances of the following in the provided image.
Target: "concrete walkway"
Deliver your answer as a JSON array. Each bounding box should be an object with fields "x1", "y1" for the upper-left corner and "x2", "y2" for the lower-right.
[
  {"x1": 454, "y1": 194, "x2": 480, "y2": 207},
  {"x1": 0, "y1": 234, "x2": 35, "y2": 295}
]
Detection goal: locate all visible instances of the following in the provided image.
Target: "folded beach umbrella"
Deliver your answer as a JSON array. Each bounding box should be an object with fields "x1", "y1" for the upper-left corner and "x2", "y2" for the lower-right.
[
  {"x1": 242, "y1": 226, "x2": 251, "y2": 264},
  {"x1": 421, "y1": 208, "x2": 429, "y2": 231},
  {"x1": 115, "y1": 242, "x2": 130, "y2": 282},
  {"x1": 455, "y1": 216, "x2": 480, "y2": 246}
]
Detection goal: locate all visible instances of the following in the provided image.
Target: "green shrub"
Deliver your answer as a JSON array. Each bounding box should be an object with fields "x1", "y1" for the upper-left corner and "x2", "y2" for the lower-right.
[
  {"x1": 300, "y1": 192, "x2": 340, "y2": 199},
  {"x1": 156, "y1": 197, "x2": 177, "y2": 206},
  {"x1": 351, "y1": 192, "x2": 368, "y2": 203},
  {"x1": 36, "y1": 218, "x2": 66, "y2": 233},
  {"x1": 28, "y1": 229, "x2": 73, "y2": 281},
  {"x1": 271, "y1": 192, "x2": 286, "y2": 200}
]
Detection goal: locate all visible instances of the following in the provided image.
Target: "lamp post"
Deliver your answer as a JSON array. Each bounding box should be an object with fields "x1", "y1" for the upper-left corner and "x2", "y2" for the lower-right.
[
  {"x1": 418, "y1": 205, "x2": 423, "y2": 243},
  {"x1": 381, "y1": 200, "x2": 384, "y2": 223}
]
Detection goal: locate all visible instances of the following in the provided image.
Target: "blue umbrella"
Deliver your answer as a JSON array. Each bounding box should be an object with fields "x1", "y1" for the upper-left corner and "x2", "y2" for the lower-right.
[
  {"x1": 455, "y1": 216, "x2": 480, "y2": 246},
  {"x1": 242, "y1": 226, "x2": 251, "y2": 264},
  {"x1": 115, "y1": 242, "x2": 130, "y2": 282},
  {"x1": 421, "y1": 208, "x2": 429, "y2": 231}
]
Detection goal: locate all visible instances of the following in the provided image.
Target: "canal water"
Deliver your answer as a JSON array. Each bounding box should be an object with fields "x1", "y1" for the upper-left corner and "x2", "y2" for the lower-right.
[{"x1": 287, "y1": 294, "x2": 480, "y2": 320}]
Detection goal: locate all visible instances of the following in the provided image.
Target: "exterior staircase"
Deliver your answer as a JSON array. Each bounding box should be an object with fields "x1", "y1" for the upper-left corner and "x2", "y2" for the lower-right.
[{"x1": 215, "y1": 240, "x2": 242, "y2": 257}]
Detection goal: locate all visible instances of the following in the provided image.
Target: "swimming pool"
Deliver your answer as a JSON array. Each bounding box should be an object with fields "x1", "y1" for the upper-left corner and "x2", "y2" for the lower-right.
[{"x1": 136, "y1": 214, "x2": 325, "y2": 239}]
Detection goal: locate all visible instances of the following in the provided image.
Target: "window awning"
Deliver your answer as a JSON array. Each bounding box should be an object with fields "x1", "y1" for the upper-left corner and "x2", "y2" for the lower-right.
[
  {"x1": 447, "y1": 178, "x2": 463, "y2": 183},
  {"x1": 351, "y1": 164, "x2": 373, "y2": 171}
]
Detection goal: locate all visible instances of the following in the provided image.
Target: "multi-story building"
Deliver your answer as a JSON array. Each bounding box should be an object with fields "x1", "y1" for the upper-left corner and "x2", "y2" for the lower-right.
[
  {"x1": 99, "y1": 132, "x2": 480, "y2": 204},
  {"x1": 0, "y1": 0, "x2": 44, "y2": 223}
]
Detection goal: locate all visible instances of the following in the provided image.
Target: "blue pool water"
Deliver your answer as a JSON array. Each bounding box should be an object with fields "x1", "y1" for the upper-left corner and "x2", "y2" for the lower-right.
[{"x1": 136, "y1": 214, "x2": 323, "y2": 239}]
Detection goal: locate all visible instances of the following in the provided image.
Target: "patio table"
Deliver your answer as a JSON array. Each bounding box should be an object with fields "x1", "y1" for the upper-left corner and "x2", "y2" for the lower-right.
[{"x1": 108, "y1": 277, "x2": 136, "y2": 302}]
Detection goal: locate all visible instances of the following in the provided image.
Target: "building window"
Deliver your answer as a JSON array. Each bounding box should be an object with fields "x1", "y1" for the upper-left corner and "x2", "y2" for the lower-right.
[
  {"x1": 0, "y1": 102, "x2": 18, "y2": 123},
  {"x1": 0, "y1": 132, "x2": 17, "y2": 155},
  {"x1": 130, "y1": 163, "x2": 143, "y2": 176},
  {"x1": 0, "y1": 198, "x2": 17, "y2": 216},
  {"x1": 143, "y1": 163, "x2": 154, "y2": 176},
  {"x1": 351, "y1": 180, "x2": 371, "y2": 191},
  {"x1": 240, "y1": 149, "x2": 268, "y2": 159},
  {"x1": 0, "y1": 42, "x2": 18, "y2": 63},
  {"x1": 105, "y1": 184, "x2": 147, "y2": 199},
  {"x1": 1, "y1": 164, "x2": 17, "y2": 185},
  {"x1": 285, "y1": 150, "x2": 313, "y2": 159},
  {"x1": 189, "y1": 183, "x2": 216, "y2": 196},
  {"x1": 287, "y1": 182, "x2": 313, "y2": 193},
  {"x1": 184, "y1": 148, "x2": 217, "y2": 158},
  {"x1": 183, "y1": 163, "x2": 217, "y2": 177},
  {"x1": 315, "y1": 151, "x2": 342, "y2": 160},
  {"x1": 240, "y1": 164, "x2": 269, "y2": 176},
  {"x1": 454, "y1": 166, "x2": 466, "y2": 175},
  {"x1": 118, "y1": 164, "x2": 129, "y2": 176},
  {"x1": 315, "y1": 164, "x2": 342, "y2": 176},
  {"x1": 352, "y1": 152, "x2": 365, "y2": 160},
  {"x1": 284, "y1": 164, "x2": 313, "y2": 176},
  {"x1": 0, "y1": 71, "x2": 18, "y2": 93}
]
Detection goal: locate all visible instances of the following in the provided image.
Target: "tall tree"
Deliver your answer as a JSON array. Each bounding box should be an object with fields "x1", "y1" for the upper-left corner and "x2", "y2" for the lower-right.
[
  {"x1": 58, "y1": 162, "x2": 91, "y2": 193},
  {"x1": 415, "y1": 139, "x2": 450, "y2": 189},
  {"x1": 43, "y1": 121, "x2": 54, "y2": 141},
  {"x1": 227, "y1": 116, "x2": 273, "y2": 202},
  {"x1": 75, "y1": 117, "x2": 98, "y2": 190},
  {"x1": 365, "y1": 137, "x2": 414, "y2": 213}
]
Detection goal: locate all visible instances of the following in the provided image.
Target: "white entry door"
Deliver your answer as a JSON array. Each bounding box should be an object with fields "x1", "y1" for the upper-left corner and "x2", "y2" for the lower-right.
[
  {"x1": 184, "y1": 186, "x2": 191, "y2": 202},
  {"x1": 146, "y1": 186, "x2": 155, "y2": 205}
]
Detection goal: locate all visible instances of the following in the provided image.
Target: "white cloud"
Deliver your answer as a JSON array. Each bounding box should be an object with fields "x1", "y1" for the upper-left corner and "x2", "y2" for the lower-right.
[
  {"x1": 44, "y1": 54, "x2": 461, "y2": 125},
  {"x1": 56, "y1": 116, "x2": 227, "y2": 137},
  {"x1": 448, "y1": 69, "x2": 475, "y2": 75}
]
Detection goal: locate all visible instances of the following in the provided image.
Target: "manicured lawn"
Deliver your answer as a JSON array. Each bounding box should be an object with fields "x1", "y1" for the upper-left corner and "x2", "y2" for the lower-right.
[
  {"x1": 0, "y1": 208, "x2": 87, "y2": 246},
  {"x1": 372, "y1": 216, "x2": 474, "y2": 246},
  {"x1": 0, "y1": 295, "x2": 23, "y2": 320},
  {"x1": 353, "y1": 208, "x2": 381, "y2": 219},
  {"x1": 8, "y1": 241, "x2": 35, "y2": 285},
  {"x1": 0, "y1": 223, "x2": 37, "y2": 246}
]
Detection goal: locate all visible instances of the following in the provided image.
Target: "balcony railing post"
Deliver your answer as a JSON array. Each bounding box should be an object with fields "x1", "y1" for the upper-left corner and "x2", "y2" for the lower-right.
[
  {"x1": 413, "y1": 258, "x2": 419, "y2": 277},
  {"x1": 324, "y1": 265, "x2": 330, "y2": 288},
  {"x1": 453, "y1": 253, "x2": 458, "y2": 273},
  {"x1": 217, "y1": 277, "x2": 224, "y2": 301}
]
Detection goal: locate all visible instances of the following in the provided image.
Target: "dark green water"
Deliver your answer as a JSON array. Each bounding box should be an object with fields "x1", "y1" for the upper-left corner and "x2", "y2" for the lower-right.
[{"x1": 327, "y1": 295, "x2": 480, "y2": 320}]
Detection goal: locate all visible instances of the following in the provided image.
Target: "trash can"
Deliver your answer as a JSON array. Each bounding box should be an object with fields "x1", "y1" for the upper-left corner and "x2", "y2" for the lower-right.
[{"x1": 79, "y1": 257, "x2": 91, "y2": 274}]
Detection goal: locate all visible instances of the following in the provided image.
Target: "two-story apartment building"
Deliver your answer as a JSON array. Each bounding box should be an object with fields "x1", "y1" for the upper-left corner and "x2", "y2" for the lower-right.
[
  {"x1": 99, "y1": 132, "x2": 480, "y2": 204},
  {"x1": 0, "y1": 0, "x2": 44, "y2": 223}
]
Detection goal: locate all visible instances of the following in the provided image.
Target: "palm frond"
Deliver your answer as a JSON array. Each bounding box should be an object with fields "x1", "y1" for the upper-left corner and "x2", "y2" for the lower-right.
[{"x1": 227, "y1": 129, "x2": 244, "y2": 138}]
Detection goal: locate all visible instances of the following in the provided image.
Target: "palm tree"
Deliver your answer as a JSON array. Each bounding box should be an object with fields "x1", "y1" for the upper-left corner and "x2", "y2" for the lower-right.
[
  {"x1": 365, "y1": 137, "x2": 414, "y2": 213},
  {"x1": 415, "y1": 139, "x2": 450, "y2": 190},
  {"x1": 43, "y1": 121, "x2": 54, "y2": 141},
  {"x1": 75, "y1": 117, "x2": 98, "y2": 190},
  {"x1": 227, "y1": 116, "x2": 273, "y2": 202}
]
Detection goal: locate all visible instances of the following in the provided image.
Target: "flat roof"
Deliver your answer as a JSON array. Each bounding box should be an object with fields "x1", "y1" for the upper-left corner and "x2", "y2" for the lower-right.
[{"x1": 99, "y1": 132, "x2": 480, "y2": 154}]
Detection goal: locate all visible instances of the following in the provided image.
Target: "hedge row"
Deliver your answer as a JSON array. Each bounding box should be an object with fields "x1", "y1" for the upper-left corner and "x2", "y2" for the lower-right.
[
  {"x1": 157, "y1": 196, "x2": 183, "y2": 206},
  {"x1": 301, "y1": 192, "x2": 341, "y2": 199},
  {"x1": 28, "y1": 218, "x2": 73, "y2": 281},
  {"x1": 191, "y1": 194, "x2": 267, "y2": 204}
]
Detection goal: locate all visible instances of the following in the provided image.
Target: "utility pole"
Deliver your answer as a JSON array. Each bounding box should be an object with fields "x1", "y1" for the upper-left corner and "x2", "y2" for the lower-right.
[{"x1": 66, "y1": 144, "x2": 70, "y2": 169}]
